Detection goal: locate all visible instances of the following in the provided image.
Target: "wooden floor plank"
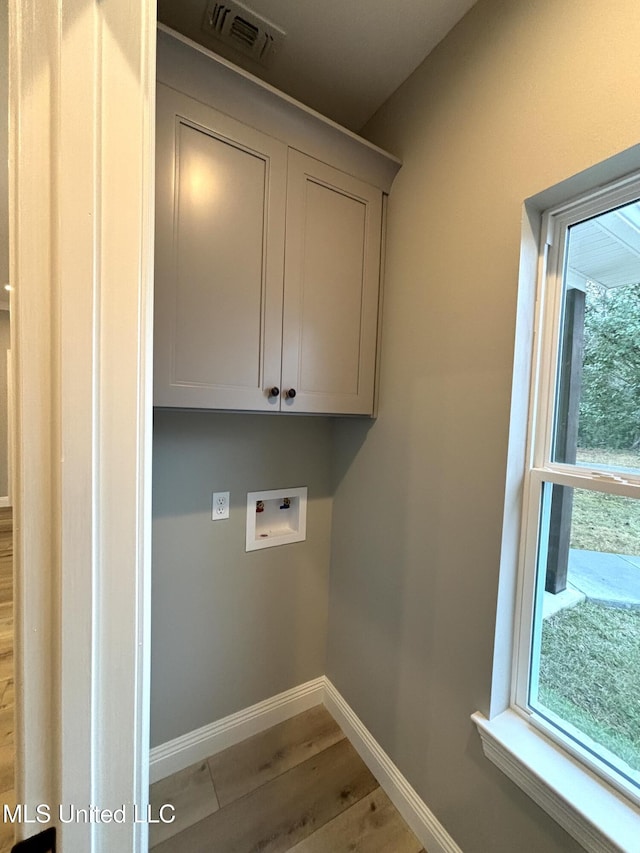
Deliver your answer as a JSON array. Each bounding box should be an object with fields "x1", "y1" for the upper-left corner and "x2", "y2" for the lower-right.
[
  {"x1": 152, "y1": 738, "x2": 378, "y2": 853},
  {"x1": 0, "y1": 706, "x2": 14, "y2": 749},
  {"x1": 150, "y1": 760, "x2": 220, "y2": 848},
  {"x1": 0, "y1": 789, "x2": 15, "y2": 853},
  {"x1": 208, "y1": 705, "x2": 345, "y2": 808},
  {"x1": 0, "y1": 743, "x2": 14, "y2": 795},
  {"x1": 0, "y1": 649, "x2": 12, "y2": 684},
  {"x1": 0, "y1": 680, "x2": 13, "y2": 712},
  {"x1": 0, "y1": 635, "x2": 10, "y2": 658},
  {"x1": 288, "y1": 787, "x2": 423, "y2": 853}
]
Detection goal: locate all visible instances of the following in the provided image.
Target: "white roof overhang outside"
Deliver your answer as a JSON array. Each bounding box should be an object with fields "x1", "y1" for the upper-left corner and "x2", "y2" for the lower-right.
[{"x1": 567, "y1": 202, "x2": 640, "y2": 291}]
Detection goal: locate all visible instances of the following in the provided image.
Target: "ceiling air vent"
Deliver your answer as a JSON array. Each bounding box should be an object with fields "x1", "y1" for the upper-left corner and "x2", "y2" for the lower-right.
[{"x1": 203, "y1": 0, "x2": 286, "y2": 68}]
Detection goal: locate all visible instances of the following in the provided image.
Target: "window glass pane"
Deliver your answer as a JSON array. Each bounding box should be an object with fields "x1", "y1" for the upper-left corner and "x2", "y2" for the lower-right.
[
  {"x1": 553, "y1": 199, "x2": 640, "y2": 472},
  {"x1": 530, "y1": 482, "x2": 640, "y2": 785}
]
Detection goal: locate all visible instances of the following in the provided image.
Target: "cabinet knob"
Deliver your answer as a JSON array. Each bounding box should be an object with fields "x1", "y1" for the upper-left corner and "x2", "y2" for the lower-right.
[
  {"x1": 268, "y1": 386, "x2": 280, "y2": 398},
  {"x1": 286, "y1": 388, "x2": 296, "y2": 399}
]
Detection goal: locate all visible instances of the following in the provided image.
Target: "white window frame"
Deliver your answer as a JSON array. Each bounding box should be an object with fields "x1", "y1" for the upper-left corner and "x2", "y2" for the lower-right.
[{"x1": 473, "y1": 164, "x2": 640, "y2": 853}]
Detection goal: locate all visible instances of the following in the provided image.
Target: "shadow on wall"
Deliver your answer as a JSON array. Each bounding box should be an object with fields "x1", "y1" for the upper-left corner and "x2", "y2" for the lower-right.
[{"x1": 328, "y1": 409, "x2": 421, "y2": 753}]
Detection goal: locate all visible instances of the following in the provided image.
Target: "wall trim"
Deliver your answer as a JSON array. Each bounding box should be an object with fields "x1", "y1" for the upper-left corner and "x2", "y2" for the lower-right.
[
  {"x1": 149, "y1": 677, "x2": 325, "y2": 783},
  {"x1": 323, "y1": 679, "x2": 463, "y2": 853},
  {"x1": 473, "y1": 709, "x2": 640, "y2": 853},
  {"x1": 151, "y1": 677, "x2": 461, "y2": 853},
  {"x1": 10, "y1": 2, "x2": 155, "y2": 849},
  {"x1": 0, "y1": 497, "x2": 9, "y2": 508},
  {"x1": 157, "y1": 26, "x2": 401, "y2": 194}
]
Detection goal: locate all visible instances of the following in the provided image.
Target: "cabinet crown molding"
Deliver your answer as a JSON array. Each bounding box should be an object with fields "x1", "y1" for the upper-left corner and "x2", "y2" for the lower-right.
[{"x1": 157, "y1": 24, "x2": 402, "y2": 194}]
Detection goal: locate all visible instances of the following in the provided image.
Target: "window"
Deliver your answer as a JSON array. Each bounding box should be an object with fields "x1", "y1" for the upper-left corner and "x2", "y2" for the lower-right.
[
  {"x1": 516, "y1": 179, "x2": 640, "y2": 799},
  {"x1": 474, "y1": 168, "x2": 640, "y2": 853}
]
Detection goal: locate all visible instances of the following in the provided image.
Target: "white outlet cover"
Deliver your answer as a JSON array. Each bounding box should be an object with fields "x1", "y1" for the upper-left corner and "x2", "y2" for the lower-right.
[
  {"x1": 212, "y1": 491, "x2": 230, "y2": 520},
  {"x1": 246, "y1": 487, "x2": 307, "y2": 551}
]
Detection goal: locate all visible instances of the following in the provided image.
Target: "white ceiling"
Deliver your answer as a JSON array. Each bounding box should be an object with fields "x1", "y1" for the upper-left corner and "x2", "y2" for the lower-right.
[{"x1": 158, "y1": 0, "x2": 478, "y2": 131}]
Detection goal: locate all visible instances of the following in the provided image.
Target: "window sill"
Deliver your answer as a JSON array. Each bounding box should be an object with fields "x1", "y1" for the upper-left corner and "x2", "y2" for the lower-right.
[{"x1": 472, "y1": 709, "x2": 640, "y2": 853}]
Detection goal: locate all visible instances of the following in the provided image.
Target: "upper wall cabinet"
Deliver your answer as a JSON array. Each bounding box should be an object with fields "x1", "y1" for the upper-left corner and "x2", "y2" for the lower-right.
[
  {"x1": 282, "y1": 151, "x2": 382, "y2": 415},
  {"x1": 154, "y1": 28, "x2": 401, "y2": 415},
  {"x1": 154, "y1": 86, "x2": 287, "y2": 412}
]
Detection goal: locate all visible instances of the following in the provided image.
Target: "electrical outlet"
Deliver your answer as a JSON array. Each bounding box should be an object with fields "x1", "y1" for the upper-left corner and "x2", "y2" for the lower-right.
[{"x1": 212, "y1": 491, "x2": 230, "y2": 520}]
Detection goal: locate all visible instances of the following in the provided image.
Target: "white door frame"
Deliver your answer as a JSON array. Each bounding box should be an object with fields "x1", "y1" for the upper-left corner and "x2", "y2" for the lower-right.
[{"x1": 9, "y1": 1, "x2": 155, "y2": 850}]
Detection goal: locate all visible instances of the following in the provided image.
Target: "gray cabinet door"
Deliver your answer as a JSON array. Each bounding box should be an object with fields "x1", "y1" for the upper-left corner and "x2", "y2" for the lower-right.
[
  {"x1": 281, "y1": 150, "x2": 383, "y2": 415},
  {"x1": 154, "y1": 85, "x2": 286, "y2": 410}
]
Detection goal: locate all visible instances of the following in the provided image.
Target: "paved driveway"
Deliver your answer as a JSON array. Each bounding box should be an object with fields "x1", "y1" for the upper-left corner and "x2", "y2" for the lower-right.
[{"x1": 568, "y1": 548, "x2": 640, "y2": 608}]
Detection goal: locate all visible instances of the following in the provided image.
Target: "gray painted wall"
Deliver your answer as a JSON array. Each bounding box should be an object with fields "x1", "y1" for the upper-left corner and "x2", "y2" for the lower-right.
[
  {"x1": 327, "y1": 0, "x2": 640, "y2": 851},
  {"x1": 151, "y1": 410, "x2": 332, "y2": 747}
]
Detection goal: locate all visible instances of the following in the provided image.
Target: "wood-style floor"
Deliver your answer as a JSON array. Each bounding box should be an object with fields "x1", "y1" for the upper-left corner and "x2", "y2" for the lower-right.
[
  {"x1": 150, "y1": 705, "x2": 426, "y2": 853},
  {"x1": 0, "y1": 508, "x2": 14, "y2": 853}
]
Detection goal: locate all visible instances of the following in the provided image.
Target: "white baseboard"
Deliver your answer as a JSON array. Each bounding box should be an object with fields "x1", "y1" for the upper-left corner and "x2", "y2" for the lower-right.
[
  {"x1": 0, "y1": 497, "x2": 10, "y2": 508},
  {"x1": 149, "y1": 677, "x2": 325, "y2": 784},
  {"x1": 150, "y1": 675, "x2": 461, "y2": 853},
  {"x1": 323, "y1": 678, "x2": 462, "y2": 853}
]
